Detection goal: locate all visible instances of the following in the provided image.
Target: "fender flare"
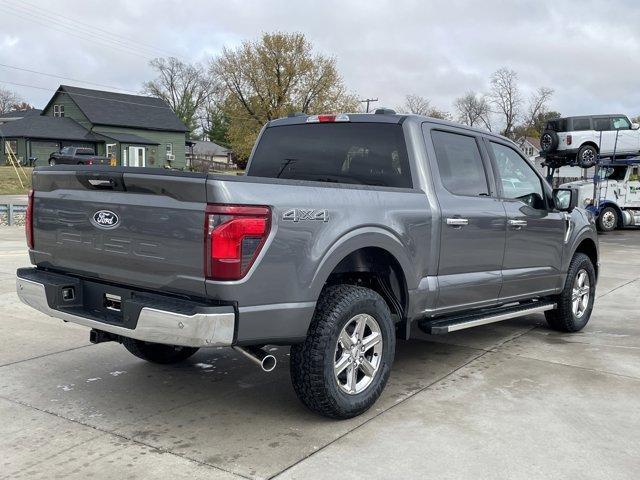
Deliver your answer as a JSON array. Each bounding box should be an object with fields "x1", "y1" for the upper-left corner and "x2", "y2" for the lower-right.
[{"x1": 309, "y1": 226, "x2": 417, "y2": 299}]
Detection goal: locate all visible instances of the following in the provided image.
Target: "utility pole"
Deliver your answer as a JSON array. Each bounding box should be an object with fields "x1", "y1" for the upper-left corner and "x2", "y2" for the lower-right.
[{"x1": 360, "y1": 98, "x2": 378, "y2": 113}]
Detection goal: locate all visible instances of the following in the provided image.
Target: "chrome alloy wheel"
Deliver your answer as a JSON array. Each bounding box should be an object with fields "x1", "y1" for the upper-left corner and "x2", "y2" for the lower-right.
[
  {"x1": 572, "y1": 269, "x2": 590, "y2": 318},
  {"x1": 541, "y1": 134, "x2": 552, "y2": 151},
  {"x1": 334, "y1": 313, "x2": 383, "y2": 395},
  {"x1": 601, "y1": 210, "x2": 616, "y2": 230}
]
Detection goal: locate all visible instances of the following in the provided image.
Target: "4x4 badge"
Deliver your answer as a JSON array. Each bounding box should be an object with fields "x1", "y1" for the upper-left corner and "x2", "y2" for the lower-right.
[{"x1": 283, "y1": 208, "x2": 329, "y2": 222}]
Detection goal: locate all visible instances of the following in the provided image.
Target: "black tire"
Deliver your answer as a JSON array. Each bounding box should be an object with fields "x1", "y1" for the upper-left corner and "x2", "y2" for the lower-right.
[
  {"x1": 122, "y1": 338, "x2": 199, "y2": 364},
  {"x1": 545, "y1": 253, "x2": 596, "y2": 332},
  {"x1": 596, "y1": 206, "x2": 618, "y2": 232},
  {"x1": 577, "y1": 144, "x2": 598, "y2": 168},
  {"x1": 48, "y1": 159, "x2": 56, "y2": 166},
  {"x1": 540, "y1": 130, "x2": 559, "y2": 154},
  {"x1": 290, "y1": 285, "x2": 395, "y2": 419}
]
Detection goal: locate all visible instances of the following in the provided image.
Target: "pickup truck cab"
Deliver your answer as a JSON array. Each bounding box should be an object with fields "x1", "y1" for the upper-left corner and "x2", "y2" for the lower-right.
[
  {"x1": 17, "y1": 113, "x2": 599, "y2": 418},
  {"x1": 49, "y1": 146, "x2": 111, "y2": 166}
]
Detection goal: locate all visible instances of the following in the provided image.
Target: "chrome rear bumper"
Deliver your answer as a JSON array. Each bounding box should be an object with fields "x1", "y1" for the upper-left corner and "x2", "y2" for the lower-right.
[{"x1": 16, "y1": 276, "x2": 235, "y2": 348}]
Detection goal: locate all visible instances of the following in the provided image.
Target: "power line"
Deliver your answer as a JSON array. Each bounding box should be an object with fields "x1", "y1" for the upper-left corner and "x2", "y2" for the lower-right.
[
  {"x1": 0, "y1": 63, "x2": 140, "y2": 95},
  {"x1": 360, "y1": 98, "x2": 378, "y2": 113},
  {"x1": 0, "y1": 4, "x2": 153, "y2": 60},
  {"x1": 17, "y1": 0, "x2": 180, "y2": 58}
]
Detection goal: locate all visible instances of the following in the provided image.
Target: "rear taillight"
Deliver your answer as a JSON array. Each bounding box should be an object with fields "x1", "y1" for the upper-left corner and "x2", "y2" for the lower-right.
[
  {"x1": 204, "y1": 204, "x2": 271, "y2": 280},
  {"x1": 26, "y1": 189, "x2": 34, "y2": 249},
  {"x1": 566, "y1": 134, "x2": 572, "y2": 146}
]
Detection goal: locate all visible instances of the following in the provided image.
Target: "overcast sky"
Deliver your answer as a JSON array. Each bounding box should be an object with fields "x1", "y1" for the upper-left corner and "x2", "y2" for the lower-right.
[{"x1": 1, "y1": 0, "x2": 639, "y2": 119}]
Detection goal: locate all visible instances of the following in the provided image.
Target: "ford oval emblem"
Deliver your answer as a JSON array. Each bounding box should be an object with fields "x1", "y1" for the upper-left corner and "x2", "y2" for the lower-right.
[{"x1": 91, "y1": 210, "x2": 120, "y2": 229}]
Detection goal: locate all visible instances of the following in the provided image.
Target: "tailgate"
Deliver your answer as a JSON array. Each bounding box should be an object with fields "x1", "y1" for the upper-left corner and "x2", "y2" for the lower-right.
[{"x1": 31, "y1": 167, "x2": 208, "y2": 297}]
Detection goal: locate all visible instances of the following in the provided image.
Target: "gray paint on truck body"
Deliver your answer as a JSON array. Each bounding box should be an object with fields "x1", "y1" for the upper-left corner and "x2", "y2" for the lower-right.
[{"x1": 25, "y1": 114, "x2": 598, "y2": 345}]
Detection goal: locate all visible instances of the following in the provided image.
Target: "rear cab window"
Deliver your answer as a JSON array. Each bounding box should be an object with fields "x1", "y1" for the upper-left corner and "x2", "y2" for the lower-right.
[
  {"x1": 545, "y1": 118, "x2": 568, "y2": 132},
  {"x1": 247, "y1": 123, "x2": 412, "y2": 188},
  {"x1": 430, "y1": 130, "x2": 489, "y2": 196},
  {"x1": 571, "y1": 118, "x2": 591, "y2": 130}
]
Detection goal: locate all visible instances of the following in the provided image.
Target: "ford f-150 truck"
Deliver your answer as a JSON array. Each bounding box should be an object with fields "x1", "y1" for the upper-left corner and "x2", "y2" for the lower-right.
[
  {"x1": 48, "y1": 146, "x2": 111, "y2": 166},
  {"x1": 17, "y1": 112, "x2": 599, "y2": 419}
]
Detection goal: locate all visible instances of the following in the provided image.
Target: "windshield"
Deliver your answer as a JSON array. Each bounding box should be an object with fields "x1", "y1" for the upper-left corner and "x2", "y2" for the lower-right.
[
  {"x1": 248, "y1": 123, "x2": 412, "y2": 188},
  {"x1": 601, "y1": 166, "x2": 627, "y2": 181},
  {"x1": 60, "y1": 147, "x2": 73, "y2": 155}
]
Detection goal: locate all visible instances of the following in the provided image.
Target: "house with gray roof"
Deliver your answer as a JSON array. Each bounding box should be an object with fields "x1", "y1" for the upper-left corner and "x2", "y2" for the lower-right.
[
  {"x1": 1, "y1": 85, "x2": 187, "y2": 168},
  {"x1": 186, "y1": 140, "x2": 235, "y2": 171}
]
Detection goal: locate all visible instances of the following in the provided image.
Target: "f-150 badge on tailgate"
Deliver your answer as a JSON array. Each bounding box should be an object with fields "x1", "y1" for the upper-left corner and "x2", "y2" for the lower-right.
[
  {"x1": 283, "y1": 208, "x2": 329, "y2": 222},
  {"x1": 91, "y1": 210, "x2": 120, "y2": 229}
]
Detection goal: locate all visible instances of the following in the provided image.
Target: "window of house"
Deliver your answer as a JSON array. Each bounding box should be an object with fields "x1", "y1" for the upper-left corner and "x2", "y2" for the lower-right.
[
  {"x1": 106, "y1": 143, "x2": 116, "y2": 157},
  {"x1": 166, "y1": 143, "x2": 173, "y2": 156},
  {"x1": 53, "y1": 105, "x2": 65, "y2": 117},
  {"x1": 490, "y1": 142, "x2": 545, "y2": 210},
  {"x1": 431, "y1": 130, "x2": 489, "y2": 197},
  {"x1": 4, "y1": 140, "x2": 18, "y2": 156},
  {"x1": 572, "y1": 118, "x2": 591, "y2": 130}
]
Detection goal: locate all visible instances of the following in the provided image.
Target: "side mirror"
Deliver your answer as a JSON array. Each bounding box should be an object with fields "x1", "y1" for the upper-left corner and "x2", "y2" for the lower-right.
[
  {"x1": 632, "y1": 122, "x2": 640, "y2": 130},
  {"x1": 553, "y1": 188, "x2": 577, "y2": 212}
]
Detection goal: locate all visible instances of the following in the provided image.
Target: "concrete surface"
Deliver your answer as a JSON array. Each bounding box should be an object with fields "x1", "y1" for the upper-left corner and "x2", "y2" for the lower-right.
[
  {"x1": 0, "y1": 194, "x2": 28, "y2": 205},
  {"x1": 0, "y1": 226, "x2": 639, "y2": 479}
]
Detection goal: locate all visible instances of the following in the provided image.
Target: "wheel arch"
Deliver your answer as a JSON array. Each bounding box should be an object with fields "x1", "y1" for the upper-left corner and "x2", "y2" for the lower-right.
[
  {"x1": 578, "y1": 141, "x2": 599, "y2": 152},
  {"x1": 599, "y1": 201, "x2": 623, "y2": 226},
  {"x1": 311, "y1": 228, "x2": 416, "y2": 323},
  {"x1": 573, "y1": 237, "x2": 598, "y2": 278}
]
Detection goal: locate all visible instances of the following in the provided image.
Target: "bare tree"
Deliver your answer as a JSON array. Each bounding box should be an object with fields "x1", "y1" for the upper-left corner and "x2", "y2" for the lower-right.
[
  {"x1": 400, "y1": 94, "x2": 431, "y2": 115},
  {"x1": 0, "y1": 87, "x2": 22, "y2": 113},
  {"x1": 454, "y1": 91, "x2": 491, "y2": 130},
  {"x1": 489, "y1": 68, "x2": 522, "y2": 137},
  {"x1": 524, "y1": 87, "x2": 553, "y2": 131},
  {"x1": 398, "y1": 94, "x2": 451, "y2": 119},
  {"x1": 143, "y1": 57, "x2": 215, "y2": 133}
]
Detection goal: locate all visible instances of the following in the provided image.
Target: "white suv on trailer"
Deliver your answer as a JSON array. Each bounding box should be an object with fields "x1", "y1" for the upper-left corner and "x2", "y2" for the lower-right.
[{"x1": 540, "y1": 115, "x2": 640, "y2": 168}]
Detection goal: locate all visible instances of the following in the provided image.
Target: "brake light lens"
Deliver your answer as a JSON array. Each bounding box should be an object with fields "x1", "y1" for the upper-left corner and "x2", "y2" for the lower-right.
[
  {"x1": 306, "y1": 113, "x2": 350, "y2": 123},
  {"x1": 204, "y1": 204, "x2": 271, "y2": 280},
  {"x1": 26, "y1": 189, "x2": 34, "y2": 249},
  {"x1": 566, "y1": 134, "x2": 572, "y2": 146}
]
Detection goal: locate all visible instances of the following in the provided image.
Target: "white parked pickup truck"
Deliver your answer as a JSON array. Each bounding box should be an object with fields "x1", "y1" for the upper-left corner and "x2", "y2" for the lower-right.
[{"x1": 561, "y1": 160, "x2": 640, "y2": 231}]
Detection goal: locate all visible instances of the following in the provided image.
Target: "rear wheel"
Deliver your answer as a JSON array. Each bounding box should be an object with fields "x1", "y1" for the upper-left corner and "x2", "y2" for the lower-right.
[
  {"x1": 545, "y1": 253, "x2": 596, "y2": 332},
  {"x1": 290, "y1": 285, "x2": 395, "y2": 419},
  {"x1": 122, "y1": 338, "x2": 199, "y2": 364},
  {"x1": 597, "y1": 206, "x2": 618, "y2": 232},
  {"x1": 577, "y1": 144, "x2": 598, "y2": 168}
]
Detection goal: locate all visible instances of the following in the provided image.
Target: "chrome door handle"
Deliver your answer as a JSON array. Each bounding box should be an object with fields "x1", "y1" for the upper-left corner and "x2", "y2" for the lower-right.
[
  {"x1": 446, "y1": 218, "x2": 469, "y2": 226},
  {"x1": 508, "y1": 219, "x2": 527, "y2": 229}
]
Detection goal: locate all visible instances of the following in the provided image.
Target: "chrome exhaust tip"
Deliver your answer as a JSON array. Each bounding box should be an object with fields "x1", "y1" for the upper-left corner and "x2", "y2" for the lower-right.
[{"x1": 233, "y1": 346, "x2": 277, "y2": 372}]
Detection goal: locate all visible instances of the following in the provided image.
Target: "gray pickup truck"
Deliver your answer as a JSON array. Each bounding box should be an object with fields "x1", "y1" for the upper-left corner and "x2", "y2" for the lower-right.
[
  {"x1": 48, "y1": 146, "x2": 111, "y2": 166},
  {"x1": 17, "y1": 112, "x2": 599, "y2": 418}
]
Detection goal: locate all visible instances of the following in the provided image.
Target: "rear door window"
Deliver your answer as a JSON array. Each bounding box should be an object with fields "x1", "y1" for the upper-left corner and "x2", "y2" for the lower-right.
[
  {"x1": 593, "y1": 117, "x2": 612, "y2": 131},
  {"x1": 430, "y1": 130, "x2": 489, "y2": 197},
  {"x1": 248, "y1": 123, "x2": 412, "y2": 188},
  {"x1": 572, "y1": 118, "x2": 591, "y2": 130}
]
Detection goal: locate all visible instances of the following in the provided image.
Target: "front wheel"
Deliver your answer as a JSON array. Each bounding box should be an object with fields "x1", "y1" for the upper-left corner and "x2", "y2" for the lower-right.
[
  {"x1": 48, "y1": 159, "x2": 56, "y2": 166},
  {"x1": 290, "y1": 285, "x2": 395, "y2": 419},
  {"x1": 597, "y1": 206, "x2": 618, "y2": 232},
  {"x1": 545, "y1": 253, "x2": 596, "y2": 332},
  {"x1": 122, "y1": 338, "x2": 199, "y2": 364}
]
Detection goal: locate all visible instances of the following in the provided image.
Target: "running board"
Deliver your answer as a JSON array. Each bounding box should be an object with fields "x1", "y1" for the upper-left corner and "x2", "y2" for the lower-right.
[{"x1": 419, "y1": 301, "x2": 556, "y2": 335}]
